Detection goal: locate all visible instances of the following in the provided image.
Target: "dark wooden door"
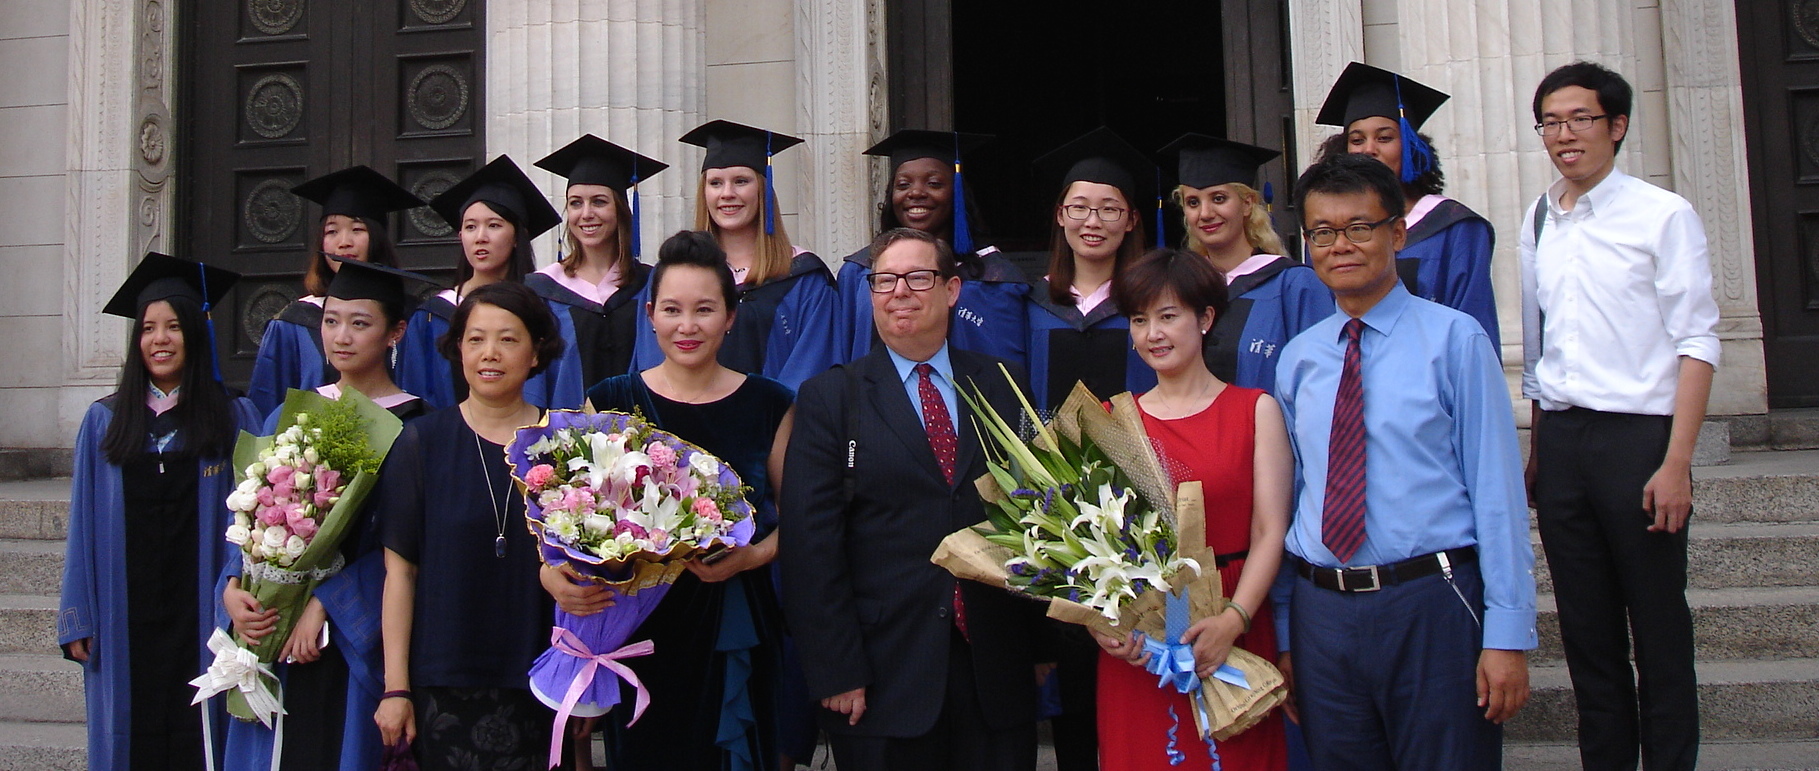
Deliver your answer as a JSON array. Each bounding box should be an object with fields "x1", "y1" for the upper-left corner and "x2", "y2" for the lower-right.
[
  {"x1": 893, "y1": 0, "x2": 1294, "y2": 270},
  {"x1": 1739, "y1": 0, "x2": 1819, "y2": 407},
  {"x1": 178, "y1": 0, "x2": 485, "y2": 387}
]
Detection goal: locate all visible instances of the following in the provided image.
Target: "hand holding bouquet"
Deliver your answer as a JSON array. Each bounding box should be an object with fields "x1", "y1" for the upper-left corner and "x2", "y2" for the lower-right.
[
  {"x1": 191, "y1": 387, "x2": 403, "y2": 727},
  {"x1": 506, "y1": 409, "x2": 754, "y2": 769}
]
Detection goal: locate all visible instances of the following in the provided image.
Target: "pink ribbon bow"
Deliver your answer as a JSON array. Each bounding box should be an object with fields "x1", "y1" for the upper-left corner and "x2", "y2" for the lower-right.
[{"x1": 545, "y1": 627, "x2": 654, "y2": 769}]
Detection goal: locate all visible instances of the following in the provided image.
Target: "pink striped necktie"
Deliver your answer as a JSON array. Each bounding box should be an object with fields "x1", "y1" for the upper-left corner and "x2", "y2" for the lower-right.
[{"x1": 1322, "y1": 318, "x2": 1368, "y2": 563}]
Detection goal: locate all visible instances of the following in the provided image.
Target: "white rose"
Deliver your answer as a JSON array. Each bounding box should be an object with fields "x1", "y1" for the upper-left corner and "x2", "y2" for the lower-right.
[
  {"x1": 234, "y1": 511, "x2": 252, "y2": 529},
  {"x1": 225, "y1": 523, "x2": 251, "y2": 545},
  {"x1": 294, "y1": 413, "x2": 309, "y2": 426},
  {"x1": 283, "y1": 535, "x2": 308, "y2": 562},
  {"x1": 582, "y1": 513, "x2": 615, "y2": 536},
  {"x1": 262, "y1": 525, "x2": 289, "y2": 551},
  {"x1": 245, "y1": 462, "x2": 267, "y2": 480},
  {"x1": 293, "y1": 472, "x2": 312, "y2": 491},
  {"x1": 225, "y1": 490, "x2": 255, "y2": 513},
  {"x1": 688, "y1": 452, "x2": 720, "y2": 481},
  {"x1": 303, "y1": 447, "x2": 319, "y2": 466}
]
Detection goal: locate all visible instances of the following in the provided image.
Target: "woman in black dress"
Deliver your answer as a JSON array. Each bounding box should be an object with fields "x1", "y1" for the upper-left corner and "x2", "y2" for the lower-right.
[
  {"x1": 374, "y1": 281, "x2": 567, "y2": 770},
  {"x1": 564, "y1": 231, "x2": 796, "y2": 771}
]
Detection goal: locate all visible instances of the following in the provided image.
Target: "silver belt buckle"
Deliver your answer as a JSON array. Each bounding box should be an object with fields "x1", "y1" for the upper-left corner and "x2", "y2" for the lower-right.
[{"x1": 1346, "y1": 566, "x2": 1383, "y2": 592}]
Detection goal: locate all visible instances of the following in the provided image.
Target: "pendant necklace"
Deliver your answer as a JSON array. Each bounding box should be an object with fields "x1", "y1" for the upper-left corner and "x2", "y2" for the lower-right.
[{"x1": 474, "y1": 430, "x2": 509, "y2": 558}]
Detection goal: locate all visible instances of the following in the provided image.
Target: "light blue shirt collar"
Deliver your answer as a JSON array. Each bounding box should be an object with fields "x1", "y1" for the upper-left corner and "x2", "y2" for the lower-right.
[
  {"x1": 1347, "y1": 280, "x2": 1414, "y2": 340},
  {"x1": 886, "y1": 343, "x2": 958, "y2": 427},
  {"x1": 887, "y1": 343, "x2": 955, "y2": 386}
]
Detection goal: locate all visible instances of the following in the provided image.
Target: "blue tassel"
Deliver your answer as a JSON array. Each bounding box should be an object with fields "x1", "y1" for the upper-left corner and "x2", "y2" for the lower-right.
[
  {"x1": 1262, "y1": 181, "x2": 1274, "y2": 213},
  {"x1": 952, "y1": 161, "x2": 974, "y2": 255},
  {"x1": 1154, "y1": 169, "x2": 1166, "y2": 249},
  {"x1": 763, "y1": 133, "x2": 777, "y2": 236},
  {"x1": 629, "y1": 172, "x2": 642, "y2": 259},
  {"x1": 1395, "y1": 79, "x2": 1434, "y2": 185},
  {"x1": 197, "y1": 263, "x2": 223, "y2": 382}
]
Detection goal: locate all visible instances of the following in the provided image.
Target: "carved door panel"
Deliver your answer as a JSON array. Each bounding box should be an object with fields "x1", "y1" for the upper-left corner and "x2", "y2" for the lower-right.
[
  {"x1": 179, "y1": 0, "x2": 484, "y2": 387},
  {"x1": 1739, "y1": 0, "x2": 1819, "y2": 406}
]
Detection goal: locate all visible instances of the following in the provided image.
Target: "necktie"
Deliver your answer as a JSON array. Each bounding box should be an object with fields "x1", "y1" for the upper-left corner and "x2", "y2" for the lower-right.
[
  {"x1": 1323, "y1": 318, "x2": 1368, "y2": 563},
  {"x1": 916, "y1": 363, "x2": 969, "y2": 639}
]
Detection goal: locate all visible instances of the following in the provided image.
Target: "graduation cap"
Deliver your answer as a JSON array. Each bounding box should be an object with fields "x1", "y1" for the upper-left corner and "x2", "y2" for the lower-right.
[
  {"x1": 535, "y1": 135, "x2": 670, "y2": 259},
  {"x1": 428, "y1": 155, "x2": 562, "y2": 238},
  {"x1": 1315, "y1": 62, "x2": 1450, "y2": 185},
  {"x1": 290, "y1": 166, "x2": 426, "y2": 224},
  {"x1": 1035, "y1": 127, "x2": 1160, "y2": 247},
  {"x1": 324, "y1": 256, "x2": 440, "y2": 308},
  {"x1": 103, "y1": 252, "x2": 240, "y2": 380},
  {"x1": 678, "y1": 120, "x2": 804, "y2": 236},
  {"x1": 1158, "y1": 133, "x2": 1281, "y2": 191},
  {"x1": 864, "y1": 129, "x2": 993, "y2": 254}
]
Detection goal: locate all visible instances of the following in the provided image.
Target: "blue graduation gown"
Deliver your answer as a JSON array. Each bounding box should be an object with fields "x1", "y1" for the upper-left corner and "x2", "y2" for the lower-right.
[
  {"x1": 1398, "y1": 197, "x2": 1499, "y2": 348},
  {"x1": 58, "y1": 395, "x2": 262, "y2": 771},
  {"x1": 1203, "y1": 258, "x2": 1335, "y2": 394},
  {"x1": 246, "y1": 300, "x2": 327, "y2": 416},
  {"x1": 631, "y1": 252, "x2": 839, "y2": 391},
  {"x1": 523, "y1": 262, "x2": 651, "y2": 407},
  {"x1": 835, "y1": 245, "x2": 1031, "y2": 366},
  {"x1": 392, "y1": 291, "x2": 562, "y2": 409},
  {"x1": 1023, "y1": 282, "x2": 1157, "y2": 412}
]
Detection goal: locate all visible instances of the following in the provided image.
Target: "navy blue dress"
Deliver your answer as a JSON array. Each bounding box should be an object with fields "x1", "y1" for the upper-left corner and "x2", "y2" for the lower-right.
[{"x1": 587, "y1": 373, "x2": 804, "y2": 771}]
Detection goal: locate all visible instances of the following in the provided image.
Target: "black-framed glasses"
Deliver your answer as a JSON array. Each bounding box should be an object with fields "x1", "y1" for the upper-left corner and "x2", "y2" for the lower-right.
[
  {"x1": 1534, "y1": 114, "x2": 1608, "y2": 136},
  {"x1": 866, "y1": 269, "x2": 942, "y2": 293},
  {"x1": 1303, "y1": 215, "x2": 1400, "y2": 248},
  {"x1": 1060, "y1": 204, "x2": 1127, "y2": 222}
]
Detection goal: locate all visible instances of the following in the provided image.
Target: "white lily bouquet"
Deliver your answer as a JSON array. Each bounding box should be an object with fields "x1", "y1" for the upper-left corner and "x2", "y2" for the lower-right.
[
  {"x1": 932, "y1": 374, "x2": 1287, "y2": 742},
  {"x1": 190, "y1": 387, "x2": 403, "y2": 727}
]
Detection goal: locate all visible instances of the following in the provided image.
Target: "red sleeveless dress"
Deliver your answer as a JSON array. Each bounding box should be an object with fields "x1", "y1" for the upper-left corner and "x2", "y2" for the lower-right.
[{"x1": 1097, "y1": 385, "x2": 1287, "y2": 770}]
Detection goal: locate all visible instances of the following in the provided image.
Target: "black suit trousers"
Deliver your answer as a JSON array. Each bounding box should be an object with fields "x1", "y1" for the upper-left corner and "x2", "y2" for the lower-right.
[{"x1": 828, "y1": 630, "x2": 1037, "y2": 771}]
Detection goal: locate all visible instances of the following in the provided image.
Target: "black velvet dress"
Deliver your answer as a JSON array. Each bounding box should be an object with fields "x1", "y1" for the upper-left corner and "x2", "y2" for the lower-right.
[{"x1": 123, "y1": 409, "x2": 205, "y2": 770}]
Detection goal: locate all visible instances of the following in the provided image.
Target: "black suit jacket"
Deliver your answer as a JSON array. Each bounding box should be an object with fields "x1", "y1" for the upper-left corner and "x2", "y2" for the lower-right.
[{"x1": 780, "y1": 345, "x2": 1046, "y2": 738}]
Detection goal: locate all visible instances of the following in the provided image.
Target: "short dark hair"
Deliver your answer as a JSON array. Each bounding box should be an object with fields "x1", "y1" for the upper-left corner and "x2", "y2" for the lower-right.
[
  {"x1": 650, "y1": 230, "x2": 739, "y2": 309},
  {"x1": 438, "y1": 281, "x2": 564, "y2": 380},
  {"x1": 869, "y1": 227, "x2": 957, "y2": 277},
  {"x1": 1317, "y1": 130, "x2": 1447, "y2": 199},
  {"x1": 1294, "y1": 152, "x2": 1407, "y2": 226},
  {"x1": 453, "y1": 200, "x2": 537, "y2": 287},
  {"x1": 1533, "y1": 61, "x2": 1633, "y2": 151},
  {"x1": 1113, "y1": 248, "x2": 1229, "y2": 324}
]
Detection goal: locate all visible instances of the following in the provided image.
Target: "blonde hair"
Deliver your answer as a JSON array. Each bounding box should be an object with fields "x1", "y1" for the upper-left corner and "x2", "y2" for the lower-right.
[
  {"x1": 694, "y1": 175, "x2": 795, "y2": 286},
  {"x1": 559, "y1": 186, "x2": 636, "y2": 287},
  {"x1": 1172, "y1": 183, "x2": 1285, "y2": 258}
]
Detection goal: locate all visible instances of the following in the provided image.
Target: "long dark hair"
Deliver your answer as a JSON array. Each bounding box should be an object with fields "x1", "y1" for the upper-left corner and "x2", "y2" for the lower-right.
[
  {"x1": 1319, "y1": 131, "x2": 1446, "y2": 200},
  {"x1": 453, "y1": 201, "x2": 537, "y2": 289},
  {"x1": 559, "y1": 186, "x2": 636, "y2": 288},
  {"x1": 1045, "y1": 183, "x2": 1147, "y2": 305},
  {"x1": 101, "y1": 295, "x2": 239, "y2": 465},
  {"x1": 303, "y1": 217, "x2": 398, "y2": 297}
]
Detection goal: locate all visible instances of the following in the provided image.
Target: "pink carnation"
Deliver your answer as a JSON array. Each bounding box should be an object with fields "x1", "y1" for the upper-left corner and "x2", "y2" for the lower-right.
[
  {"x1": 266, "y1": 465, "x2": 294, "y2": 486},
  {"x1": 524, "y1": 464, "x2": 556, "y2": 491},
  {"x1": 561, "y1": 487, "x2": 595, "y2": 514},
  {"x1": 315, "y1": 468, "x2": 343, "y2": 494},
  {"x1": 255, "y1": 505, "x2": 286, "y2": 527},
  {"x1": 691, "y1": 497, "x2": 722, "y2": 522},
  {"x1": 256, "y1": 487, "x2": 278, "y2": 508},
  {"x1": 646, "y1": 442, "x2": 677, "y2": 471}
]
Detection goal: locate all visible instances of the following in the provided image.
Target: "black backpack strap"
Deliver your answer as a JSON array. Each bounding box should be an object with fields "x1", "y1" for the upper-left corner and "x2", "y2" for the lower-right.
[{"x1": 1532, "y1": 193, "x2": 1548, "y2": 244}]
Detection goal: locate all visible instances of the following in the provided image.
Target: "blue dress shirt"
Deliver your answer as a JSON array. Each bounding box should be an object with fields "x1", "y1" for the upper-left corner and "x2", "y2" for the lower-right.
[
  {"x1": 887, "y1": 343, "x2": 958, "y2": 428},
  {"x1": 1274, "y1": 283, "x2": 1537, "y2": 651}
]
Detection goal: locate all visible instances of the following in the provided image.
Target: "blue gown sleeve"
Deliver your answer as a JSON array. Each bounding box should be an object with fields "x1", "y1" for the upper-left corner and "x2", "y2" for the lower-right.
[
  {"x1": 247, "y1": 321, "x2": 323, "y2": 416},
  {"x1": 1434, "y1": 218, "x2": 1500, "y2": 350},
  {"x1": 629, "y1": 278, "x2": 663, "y2": 375},
  {"x1": 763, "y1": 274, "x2": 840, "y2": 391},
  {"x1": 523, "y1": 298, "x2": 587, "y2": 410},
  {"x1": 1279, "y1": 267, "x2": 1337, "y2": 342},
  {"x1": 835, "y1": 260, "x2": 873, "y2": 364},
  {"x1": 58, "y1": 403, "x2": 110, "y2": 650},
  {"x1": 394, "y1": 308, "x2": 455, "y2": 410}
]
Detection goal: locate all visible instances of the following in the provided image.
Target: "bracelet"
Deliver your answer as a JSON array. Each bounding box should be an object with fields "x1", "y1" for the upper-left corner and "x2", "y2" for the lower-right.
[
  {"x1": 1224, "y1": 600, "x2": 1253, "y2": 634},
  {"x1": 381, "y1": 690, "x2": 412, "y2": 701}
]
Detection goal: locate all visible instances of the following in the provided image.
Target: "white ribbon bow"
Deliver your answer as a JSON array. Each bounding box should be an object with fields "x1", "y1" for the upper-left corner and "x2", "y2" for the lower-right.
[{"x1": 188, "y1": 629, "x2": 286, "y2": 728}]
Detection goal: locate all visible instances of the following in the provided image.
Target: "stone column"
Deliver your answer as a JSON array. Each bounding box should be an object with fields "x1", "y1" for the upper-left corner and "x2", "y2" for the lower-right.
[
  {"x1": 1661, "y1": 0, "x2": 1767, "y2": 416},
  {"x1": 794, "y1": 0, "x2": 887, "y2": 260},
  {"x1": 1287, "y1": 0, "x2": 1363, "y2": 171},
  {"x1": 486, "y1": 0, "x2": 706, "y2": 259}
]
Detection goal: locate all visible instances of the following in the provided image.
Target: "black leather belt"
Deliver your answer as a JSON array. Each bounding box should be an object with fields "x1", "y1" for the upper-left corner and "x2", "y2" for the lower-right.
[
  {"x1": 1214, "y1": 550, "x2": 1249, "y2": 568},
  {"x1": 1294, "y1": 547, "x2": 1477, "y2": 593}
]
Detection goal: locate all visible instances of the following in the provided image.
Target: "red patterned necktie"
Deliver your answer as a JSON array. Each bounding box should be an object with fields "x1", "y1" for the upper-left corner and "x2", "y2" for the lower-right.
[
  {"x1": 1323, "y1": 318, "x2": 1368, "y2": 563},
  {"x1": 916, "y1": 363, "x2": 969, "y2": 639}
]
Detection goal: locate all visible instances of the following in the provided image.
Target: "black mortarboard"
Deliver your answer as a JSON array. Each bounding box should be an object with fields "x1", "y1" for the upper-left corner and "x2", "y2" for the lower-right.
[
  {"x1": 103, "y1": 252, "x2": 239, "y2": 319},
  {"x1": 678, "y1": 120, "x2": 804, "y2": 172},
  {"x1": 863, "y1": 129, "x2": 994, "y2": 254},
  {"x1": 1158, "y1": 133, "x2": 1282, "y2": 190},
  {"x1": 290, "y1": 166, "x2": 426, "y2": 224},
  {"x1": 1315, "y1": 62, "x2": 1449, "y2": 130},
  {"x1": 1035, "y1": 127, "x2": 1160, "y2": 246},
  {"x1": 533, "y1": 134, "x2": 669, "y2": 193},
  {"x1": 103, "y1": 252, "x2": 240, "y2": 380},
  {"x1": 324, "y1": 256, "x2": 440, "y2": 307},
  {"x1": 428, "y1": 155, "x2": 561, "y2": 238}
]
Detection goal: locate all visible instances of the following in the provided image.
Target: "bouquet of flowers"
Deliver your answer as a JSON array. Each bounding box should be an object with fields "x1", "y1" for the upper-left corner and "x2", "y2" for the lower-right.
[
  {"x1": 506, "y1": 409, "x2": 755, "y2": 769},
  {"x1": 931, "y1": 374, "x2": 1287, "y2": 745},
  {"x1": 189, "y1": 387, "x2": 403, "y2": 727}
]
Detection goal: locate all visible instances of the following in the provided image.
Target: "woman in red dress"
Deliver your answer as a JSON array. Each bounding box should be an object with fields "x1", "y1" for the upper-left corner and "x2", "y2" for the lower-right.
[{"x1": 1092, "y1": 248, "x2": 1294, "y2": 770}]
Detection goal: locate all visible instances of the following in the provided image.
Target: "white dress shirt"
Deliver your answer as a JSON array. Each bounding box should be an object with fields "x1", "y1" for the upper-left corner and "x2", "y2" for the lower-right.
[{"x1": 1519, "y1": 169, "x2": 1721, "y2": 415}]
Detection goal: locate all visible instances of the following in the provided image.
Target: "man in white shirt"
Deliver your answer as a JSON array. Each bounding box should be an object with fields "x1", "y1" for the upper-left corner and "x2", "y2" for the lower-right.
[{"x1": 1520, "y1": 62, "x2": 1718, "y2": 771}]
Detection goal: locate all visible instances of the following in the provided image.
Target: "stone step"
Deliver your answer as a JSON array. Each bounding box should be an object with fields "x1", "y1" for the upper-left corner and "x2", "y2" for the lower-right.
[
  {"x1": 1505, "y1": 738, "x2": 1819, "y2": 771},
  {"x1": 1506, "y1": 657, "x2": 1819, "y2": 743},
  {"x1": 0, "y1": 479, "x2": 69, "y2": 542},
  {"x1": 0, "y1": 655, "x2": 83, "y2": 724},
  {"x1": 1725, "y1": 409, "x2": 1819, "y2": 452},
  {"x1": 1691, "y1": 449, "x2": 1819, "y2": 524},
  {"x1": 0, "y1": 450, "x2": 71, "y2": 484},
  {"x1": 0, "y1": 596, "x2": 57, "y2": 656},
  {"x1": 0, "y1": 542, "x2": 63, "y2": 597},
  {"x1": 0, "y1": 720, "x2": 85, "y2": 771},
  {"x1": 1533, "y1": 586, "x2": 1819, "y2": 664},
  {"x1": 1534, "y1": 522, "x2": 1819, "y2": 594}
]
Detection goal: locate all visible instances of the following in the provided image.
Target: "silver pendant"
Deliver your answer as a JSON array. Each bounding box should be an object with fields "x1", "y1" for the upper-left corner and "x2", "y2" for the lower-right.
[{"x1": 495, "y1": 535, "x2": 507, "y2": 558}]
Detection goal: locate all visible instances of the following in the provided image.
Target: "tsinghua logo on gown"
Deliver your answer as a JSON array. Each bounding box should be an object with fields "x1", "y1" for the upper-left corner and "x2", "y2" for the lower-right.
[
  {"x1": 956, "y1": 307, "x2": 986, "y2": 327},
  {"x1": 1248, "y1": 339, "x2": 1279, "y2": 358}
]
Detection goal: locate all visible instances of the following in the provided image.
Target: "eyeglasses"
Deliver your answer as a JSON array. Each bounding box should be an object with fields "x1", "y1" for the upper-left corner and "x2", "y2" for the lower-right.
[
  {"x1": 866, "y1": 269, "x2": 942, "y2": 293},
  {"x1": 1060, "y1": 204, "x2": 1127, "y2": 222},
  {"x1": 1303, "y1": 215, "x2": 1400, "y2": 248},
  {"x1": 1534, "y1": 114, "x2": 1608, "y2": 136}
]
